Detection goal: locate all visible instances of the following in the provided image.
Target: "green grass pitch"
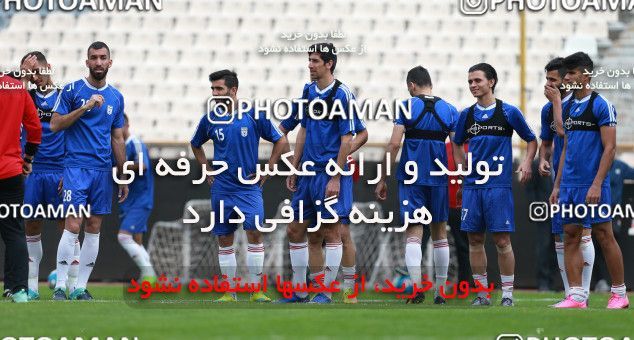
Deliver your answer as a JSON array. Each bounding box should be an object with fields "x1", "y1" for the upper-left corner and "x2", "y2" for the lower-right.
[{"x1": 2, "y1": 284, "x2": 632, "y2": 339}]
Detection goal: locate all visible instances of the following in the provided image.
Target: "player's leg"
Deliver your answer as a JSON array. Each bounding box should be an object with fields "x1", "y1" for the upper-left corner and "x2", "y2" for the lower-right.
[
  {"x1": 132, "y1": 232, "x2": 156, "y2": 281},
  {"x1": 492, "y1": 232, "x2": 514, "y2": 305},
  {"x1": 580, "y1": 228, "x2": 594, "y2": 297},
  {"x1": 307, "y1": 228, "x2": 325, "y2": 286},
  {"x1": 552, "y1": 211, "x2": 569, "y2": 299},
  {"x1": 25, "y1": 219, "x2": 43, "y2": 299},
  {"x1": 245, "y1": 229, "x2": 269, "y2": 302},
  {"x1": 405, "y1": 224, "x2": 424, "y2": 304},
  {"x1": 429, "y1": 185, "x2": 450, "y2": 303},
  {"x1": 460, "y1": 188, "x2": 489, "y2": 305},
  {"x1": 340, "y1": 223, "x2": 357, "y2": 303},
  {"x1": 279, "y1": 175, "x2": 315, "y2": 302},
  {"x1": 216, "y1": 232, "x2": 237, "y2": 302},
  {"x1": 319, "y1": 221, "x2": 342, "y2": 302},
  {"x1": 69, "y1": 214, "x2": 102, "y2": 300},
  {"x1": 64, "y1": 218, "x2": 80, "y2": 293},
  {"x1": 592, "y1": 221, "x2": 628, "y2": 308},
  {"x1": 484, "y1": 188, "x2": 516, "y2": 306},
  {"x1": 430, "y1": 222, "x2": 449, "y2": 303},
  {"x1": 558, "y1": 223, "x2": 586, "y2": 307},
  {"x1": 468, "y1": 232, "x2": 489, "y2": 305},
  {"x1": 54, "y1": 215, "x2": 82, "y2": 299},
  {"x1": 117, "y1": 208, "x2": 156, "y2": 281}
]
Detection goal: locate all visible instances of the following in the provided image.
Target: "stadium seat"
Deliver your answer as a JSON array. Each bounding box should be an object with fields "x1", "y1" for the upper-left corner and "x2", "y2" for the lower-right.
[
  {"x1": 141, "y1": 14, "x2": 174, "y2": 32},
  {"x1": 174, "y1": 15, "x2": 209, "y2": 32},
  {"x1": 28, "y1": 31, "x2": 62, "y2": 49},
  {"x1": 162, "y1": 32, "x2": 195, "y2": 49},
  {"x1": 109, "y1": 14, "x2": 142, "y2": 31},
  {"x1": 6, "y1": 13, "x2": 42, "y2": 31},
  {"x1": 153, "y1": 83, "x2": 185, "y2": 99},
  {"x1": 42, "y1": 12, "x2": 76, "y2": 31},
  {"x1": 92, "y1": 32, "x2": 127, "y2": 49},
  {"x1": 188, "y1": 1, "x2": 221, "y2": 14}
]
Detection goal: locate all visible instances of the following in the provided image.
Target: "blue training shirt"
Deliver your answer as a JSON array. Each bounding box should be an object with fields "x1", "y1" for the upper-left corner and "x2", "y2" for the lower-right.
[
  {"x1": 394, "y1": 96, "x2": 458, "y2": 186},
  {"x1": 453, "y1": 101, "x2": 536, "y2": 188},
  {"x1": 52, "y1": 78, "x2": 125, "y2": 171},
  {"x1": 298, "y1": 80, "x2": 357, "y2": 171},
  {"x1": 120, "y1": 135, "x2": 154, "y2": 210},
  {"x1": 190, "y1": 105, "x2": 284, "y2": 194},
  {"x1": 539, "y1": 93, "x2": 573, "y2": 178},
  {"x1": 21, "y1": 89, "x2": 65, "y2": 172},
  {"x1": 561, "y1": 92, "x2": 617, "y2": 188}
]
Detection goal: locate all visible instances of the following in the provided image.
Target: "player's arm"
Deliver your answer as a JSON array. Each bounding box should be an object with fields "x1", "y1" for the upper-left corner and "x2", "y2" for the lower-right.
[
  {"x1": 374, "y1": 125, "x2": 403, "y2": 200},
  {"x1": 50, "y1": 94, "x2": 103, "y2": 132},
  {"x1": 587, "y1": 125, "x2": 616, "y2": 204},
  {"x1": 545, "y1": 85, "x2": 564, "y2": 137},
  {"x1": 538, "y1": 139, "x2": 553, "y2": 177},
  {"x1": 508, "y1": 107, "x2": 537, "y2": 183},
  {"x1": 287, "y1": 126, "x2": 306, "y2": 192},
  {"x1": 112, "y1": 127, "x2": 129, "y2": 202},
  {"x1": 325, "y1": 133, "x2": 353, "y2": 198},
  {"x1": 22, "y1": 89, "x2": 42, "y2": 174},
  {"x1": 550, "y1": 134, "x2": 567, "y2": 204},
  {"x1": 350, "y1": 129, "x2": 368, "y2": 154},
  {"x1": 125, "y1": 145, "x2": 148, "y2": 172}
]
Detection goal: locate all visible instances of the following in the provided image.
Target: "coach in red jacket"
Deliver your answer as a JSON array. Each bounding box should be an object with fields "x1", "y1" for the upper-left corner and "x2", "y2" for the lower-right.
[{"x1": 0, "y1": 74, "x2": 41, "y2": 302}]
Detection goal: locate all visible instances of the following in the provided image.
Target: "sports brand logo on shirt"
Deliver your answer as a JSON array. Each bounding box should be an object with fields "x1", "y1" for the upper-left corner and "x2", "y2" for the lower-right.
[{"x1": 241, "y1": 127, "x2": 248, "y2": 137}]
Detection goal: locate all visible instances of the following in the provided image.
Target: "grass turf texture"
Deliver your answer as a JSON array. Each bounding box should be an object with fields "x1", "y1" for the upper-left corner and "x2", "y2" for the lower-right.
[{"x1": 1, "y1": 284, "x2": 632, "y2": 339}]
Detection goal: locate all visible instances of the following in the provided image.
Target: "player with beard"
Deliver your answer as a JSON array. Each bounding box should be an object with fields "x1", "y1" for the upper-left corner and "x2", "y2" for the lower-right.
[{"x1": 50, "y1": 42, "x2": 128, "y2": 300}]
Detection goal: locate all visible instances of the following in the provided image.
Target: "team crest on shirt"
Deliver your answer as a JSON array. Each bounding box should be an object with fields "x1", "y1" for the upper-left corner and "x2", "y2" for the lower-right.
[
  {"x1": 241, "y1": 127, "x2": 248, "y2": 137},
  {"x1": 107, "y1": 105, "x2": 113, "y2": 115}
]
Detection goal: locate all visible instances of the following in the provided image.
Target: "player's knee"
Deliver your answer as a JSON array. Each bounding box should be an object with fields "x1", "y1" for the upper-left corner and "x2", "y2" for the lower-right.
[
  {"x1": 117, "y1": 232, "x2": 134, "y2": 246},
  {"x1": 322, "y1": 225, "x2": 341, "y2": 243},
  {"x1": 25, "y1": 220, "x2": 42, "y2": 236},
  {"x1": 217, "y1": 234, "x2": 234, "y2": 247},
  {"x1": 307, "y1": 232, "x2": 322, "y2": 246},
  {"x1": 287, "y1": 224, "x2": 305, "y2": 242},
  {"x1": 495, "y1": 242, "x2": 513, "y2": 255},
  {"x1": 469, "y1": 243, "x2": 485, "y2": 254},
  {"x1": 245, "y1": 230, "x2": 263, "y2": 244}
]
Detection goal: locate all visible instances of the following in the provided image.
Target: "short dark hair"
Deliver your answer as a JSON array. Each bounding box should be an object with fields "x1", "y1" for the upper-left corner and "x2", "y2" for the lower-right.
[
  {"x1": 308, "y1": 43, "x2": 337, "y2": 74},
  {"x1": 468, "y1": 62, "x2": 498, "y2": 93},
  {"x1": 563, "y1": 51, "x2": 593, "y2": 73},
  {"x1": 545, "y1": 57, "x2": 566, "y2": 78},
  {"x1": 21, "y1": 51, "x2": 47, "y2": 65},
  {"x1": 406, "y1": 66, "x2": 432, "y2": 88},
  {"x1": 208, "y1": 69, "x2": 239, "y2": 89},
  {"x1": 87, "y1": 41, "x2": 110, "y2": 58}
]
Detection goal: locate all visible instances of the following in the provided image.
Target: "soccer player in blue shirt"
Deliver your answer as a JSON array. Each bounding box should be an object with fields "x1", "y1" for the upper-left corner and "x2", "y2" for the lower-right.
[
  {"x1": 453, "y1": 63, "x2": 537, "y2": 307},
  {"x1": 279, "y1": 43, "x2": 359, "y2": 304},
  {"x1": 277, "y1": 45, "x2": 368, "y2": 304},
  {"x1": 15, "y1": 52, "x2": 80, "y2": 301},
  {"x1": 550, "y1": 52, "x2": 628, "y2": 309},
  {"x1": 50, "y1": 42, "x2": 129, "y2": 301},
  {"x1": 375, "y1": 66, "x2": 459, "y2": 305},
  {"x1": 538, "y1": 57, "x2": 594, "y2": 306},
  {"x1": 191, "y1": 70, "x2": 289, "y2": 303},
  {"x1": 117, "y1": 114, "x2": 156, "y2": 283}
]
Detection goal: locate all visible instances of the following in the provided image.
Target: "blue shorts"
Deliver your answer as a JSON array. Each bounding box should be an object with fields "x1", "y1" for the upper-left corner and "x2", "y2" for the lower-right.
[
  {"x1": 551, "y1": 211, "x2": 591, "y2": 235},
  {"x1": 460, "y1": 187, "x2": 515, "y2": 233},
  {"x1": 559, "y1": 186, "x2": 612, "y2": 226},
  {"x1": 62, "y1": 167, "x2": 113, "y2": 215},
  {"x1": 119, "y1": 207, "x2": 152, "y2": 234},
  {"x1": 24, "y1": 171, "x2": 63, "y2": 220},
  {"x1": 291, "y1": 172, "x2": 352, "y2": 225},
  {"x1": 398, "y1": 183, "x2": 448, "y2": 224},
  {"x1": 211, "y1": 192, "x2": 264, "y2": 236}
]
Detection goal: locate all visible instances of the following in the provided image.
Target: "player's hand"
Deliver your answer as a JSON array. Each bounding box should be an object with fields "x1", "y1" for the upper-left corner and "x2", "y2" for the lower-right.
[
  {"x1": 286, "y1": 174, "x2": 297, "y2": 192},
  {"x1": 22, "y1": 161, "x2": 32, "y2": 175},
  {"x1": 538, "y1": 158, "x2": 551, "y2": 177},
  {"x1": 57, "y1": 177, "x2": 63, "y2": 194},
  {"x1": 375, "y1": 180, "x2": 387, "y2": 201},
  {"x1": 20, "y1": 54, "x2": 38, "y2": 74},
  {"x1": 85, "y1": 94, "x2": 104, "y2": 110},
  {"x1": 325, "y1": 177, "x2": 340, "y2": 198},
  {"x1": 549, "y1": 187, "x2": 559, "y2": 205},
  {"x1": 585, "y1": 184, "x2": 601, "y2": 204},
  {"x1": 207, "y1": 174, "x2": 214, "y2": 186},
  {"x1": 516, "y1": 160, "x2": 532, "y2": 184},
  {"x1": 544, "y1": 84, "x2": 561, "y2": 103},
  {"x1": 118, "y1": 184, "x2": 129, "y2": 203}
]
